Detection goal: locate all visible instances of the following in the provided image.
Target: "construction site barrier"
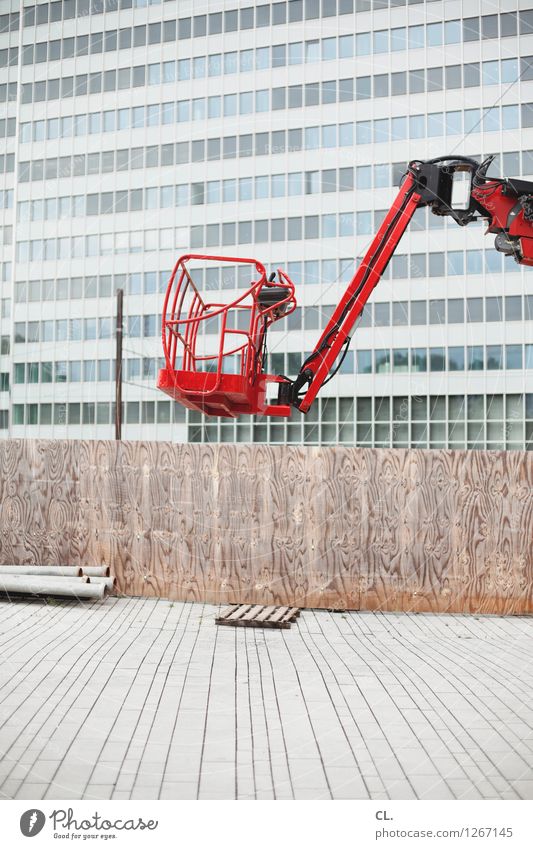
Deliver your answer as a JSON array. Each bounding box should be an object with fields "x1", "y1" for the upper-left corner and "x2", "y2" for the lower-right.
[{"x1": 0, "y1": 439, "x2": 531, "y2": 614}]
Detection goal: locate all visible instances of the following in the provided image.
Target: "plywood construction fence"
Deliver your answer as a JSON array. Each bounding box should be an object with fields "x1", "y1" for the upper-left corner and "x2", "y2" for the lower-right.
[{"x1": 0, "y1": 439, "x2": 531, "y2": 614}]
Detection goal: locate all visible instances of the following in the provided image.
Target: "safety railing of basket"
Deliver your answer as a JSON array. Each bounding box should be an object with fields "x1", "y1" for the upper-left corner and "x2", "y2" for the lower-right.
[{"x1": 161, "y1": 254, "x2": 296, "y2": 397}]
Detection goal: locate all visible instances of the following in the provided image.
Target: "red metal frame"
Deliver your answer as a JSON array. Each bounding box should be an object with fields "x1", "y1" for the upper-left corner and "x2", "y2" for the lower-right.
[{"x1": 157, "y1": 254, "x2": 296, "y2": 417}]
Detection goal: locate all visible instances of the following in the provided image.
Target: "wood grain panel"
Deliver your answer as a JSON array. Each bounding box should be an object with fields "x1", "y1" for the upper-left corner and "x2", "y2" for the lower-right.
[{"x1": 0, "y1": 439, "x2": 531, "y2": 614}]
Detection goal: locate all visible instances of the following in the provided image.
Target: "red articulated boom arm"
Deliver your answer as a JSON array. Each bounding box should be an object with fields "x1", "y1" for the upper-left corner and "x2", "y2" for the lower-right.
[
  {"x1": 158, "y1": 155, "x2": 533, "y2": 419},
  {"x1": 281, "y1": 155, "x2": 533, "y2": 413},
  {"x1": 286, "y1": 169, "x2": 421, "y2": 413}
]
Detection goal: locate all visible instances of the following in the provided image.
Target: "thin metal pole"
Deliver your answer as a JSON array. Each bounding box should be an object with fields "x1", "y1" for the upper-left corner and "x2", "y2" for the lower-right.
[{"x1": 115, "y1": 288, "x2": 123, "y2": 440}]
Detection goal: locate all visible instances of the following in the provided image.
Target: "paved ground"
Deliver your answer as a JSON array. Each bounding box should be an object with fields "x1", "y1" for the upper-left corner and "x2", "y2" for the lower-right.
[{"x1": 0, "y1": 596, "x2": 531, "y2": 800}]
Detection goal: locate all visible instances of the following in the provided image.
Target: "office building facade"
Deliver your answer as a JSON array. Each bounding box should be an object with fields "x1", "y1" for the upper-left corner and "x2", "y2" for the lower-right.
[{"x1": 1, "y1": 0, "x2": 532, "y2": 448}]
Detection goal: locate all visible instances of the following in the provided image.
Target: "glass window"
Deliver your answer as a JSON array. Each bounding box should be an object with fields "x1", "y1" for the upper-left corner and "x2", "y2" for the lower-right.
[
  {"x1": 448, "y1": 298, "x2": 465, "y2": 324},
  {"x1": 390, "y1": 27, "x2": 406, "y2": 51},
  {"x1": 339, "y1": 35, "x2": 353, "y2": 58},
  {"x1": 250, "y1": 45, "x2": 267, "y2": 72},
  {"x1": 447, "y1": 251, "x2": 464, "y2": 276},
  {"x1": 501, "y1": 104, "x2": 519, "y2": 132},
  {"x1": 193, "y1": 99, "x2": 206, "y2": 120},
  {"x1": 445, "y1": 65, "x2": 461, "y2": 90},
  {"x1": 427, "y1": 23, "x2": 442, "y2": 46},
  {"x1": 224, "y1": 51, "x2": 238, "y2": 74},
  {"x1": 356, "y1": 351, "x2": 372, "y2": 374},
  {"x1": 192, "y1": 14, "x2": 206, "y2": 36},
  {"x1": 191, "y1": 56, "x2": 205, "y2": 80},
  {"x1": 429, "y1": 300, "x2": 445, "y2": 324},
  {"x1": 356, "y1": 76, "x2": 371, "y2": 100},
  {"x1": 483, "y1": 60, "x2": 499, "y2": 86},
  {"x1": 356, "y1": 122, "x2": 371, "y2": 144},
  {"x1": 487, "y1": 345, "x2": 503, "y2": 370},
  {"x1": 177, "y1": 17, "x2": 191, "y2": 39},
  {"x1": 66, "y1": 403, "x2": 80, "y2": 425},
  {"x1": 302, "y1": 127, "x2": 318, "y2": 151},
  {"x1": 283, "y1": 42, "x2": 302, "y2": 68},
  {"x1": 54, "y1": 361, "x2": 67, "y2": 383},
  {"x1": 467, "y1": 346, "x2": 484, "y2": 370},
  {"x1": 375, "y1": 350, "x2": 390, "y2": 373},
  {"x1": 374, "y1": 30, "x2": 388, "y2": 53},
  {"x1": 466, "y1": 251, "x2": 482, "y2": 275},
  {"x1": 239, "y1": 49, "x2": 253, "y2": 73},
  {"x1": 305, "y1": 216, "x2": 319, "y2": 239},
  {"x1": 430, "y1": 348, "x2": 445, "y2": 371},
  {"x1": 411, "y1": 301, "x2": 426, "y2": 324},
  {"x1": 26, "y1": 322, "x2": 39, "y2": 343},
  {"x1": 464, "y1": 17, "x2": 480, "y2": 41},
  {"x1": 467, "y1": 298, "x2": 483, "y2": 322},
  {"x1": 393, "y1": 349, "x2": 409, "y2": 372},
  {"x1": 272, "y1": 44, "x2": 286, "y2": 68},
  {"x1": 506, "y1": 345, "x2": 522, "y2": 369},
  {"x1": 391, "y1": 72, "x2": 407, "y2": 98},
  {"x1": 374, "y1": 120, "x2": 389, "y2": 143},
  {"x1": 486, "y1": 296, "x2": 503, "y2": 322},
  {"x1": 356, "y1": 166, "x2": 371, "y2": 189},
  {"x1": 304, "y1": 40, "x2": 320, "y2": 66},
  {"x1": 204, "y1": 10, "x2": 222, "y2": 34},
  {"x1": 463, "y1": 108, "x2": 480, "y2": 134},
  {"x1": 443, "y1": 19, "x2": 460, "y2": 44},
  {"x1": 448, "y1": 347, "x2": 464, "y2": 371},
  {"x1": 392, "y1": 302, "x2": 408, "y2": 325},
  {"x1": 408, "y1": 25, "x2": 424, "y2": 50},
  {"x1": 445, "y1": 111, "x2": 462, "y2": 136},
  {"x1": 464, "y1": 63, "x2": 480, "y2": 87},
  {"x1": 320, "y1": 125, "x2": 335, "y2": 148},
  {"x1": 374, "y1": 303, "x2": 390, "y2": 326},
  {"x1": 502, "y1": 58, "x2": 518, "y2": 84},
  {"x1": 501, "y1": 13, "x2": 517, "y2": 37},
  {"x1": 427, "y1": 112, "x2": 444, "y2": 136},
  {"x1": 178, "y1": 59, "x2": 190, "y2": 81},
  {"x1": 97, "y1": 360, "x2": 111, "y2": 382},
  {"x1": 506, "y1": 295, "x2": 522, "y2": 321},
  {"x1": 411, "y1": 349, "x2": 427, "y2": 372},
  {"x1": 355, "y1": 32, "x2": 370, "y2": 55},
  {"x1": 338, "y1": 123, "x2": 353, "y2": 147},
  {"x1": 410, "y1": 115, "x2": 425, "y2": 138},
  {"x1": 428, "y1": 253, "x2": 445, "y2": 277},
  {"x1": 374, "y1": 75, "x2": 389, "y2": 98},
  {"x1": 82, "y1": 360, "x2": 95, "y2": 382}
]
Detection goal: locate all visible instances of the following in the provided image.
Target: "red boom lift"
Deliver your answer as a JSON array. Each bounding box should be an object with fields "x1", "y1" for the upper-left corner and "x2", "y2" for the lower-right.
[{"x1": 157, "y1": 156, "x2": 533, "y2": 418}]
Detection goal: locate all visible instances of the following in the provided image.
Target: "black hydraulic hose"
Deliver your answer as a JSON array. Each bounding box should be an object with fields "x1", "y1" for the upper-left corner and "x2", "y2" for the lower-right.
[{"x1": 315, "y1": 336, "x2": 352, "y2": 390}]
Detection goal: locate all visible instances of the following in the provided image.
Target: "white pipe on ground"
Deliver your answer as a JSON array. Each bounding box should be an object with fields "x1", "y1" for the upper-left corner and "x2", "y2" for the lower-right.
[
  {"x1": 81, "y1": 566, "x2": 111, "y2": 577},
  {"x1": 0, "y1": 565, "x2": 83, "y2": 578},
  {"x1": 84, "y1": 576, "x2": 116, "y2": 592},
  {"x1": 0, "y1": 575, "x2": 106, "y2": 600}
]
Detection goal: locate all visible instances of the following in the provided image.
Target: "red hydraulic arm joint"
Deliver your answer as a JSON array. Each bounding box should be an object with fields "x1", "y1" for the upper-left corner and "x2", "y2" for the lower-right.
[
  {"x1": 471, "y1": 179, "x2": 533, "y2": 267},
  {"x1": 288, "y1": 172, "x2": 422, "y2": 413}
]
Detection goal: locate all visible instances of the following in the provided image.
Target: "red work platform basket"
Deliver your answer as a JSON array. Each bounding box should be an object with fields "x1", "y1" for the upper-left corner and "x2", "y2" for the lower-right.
[{"x1": 157, "y1": 254, "x2": 296, "y2": 418}]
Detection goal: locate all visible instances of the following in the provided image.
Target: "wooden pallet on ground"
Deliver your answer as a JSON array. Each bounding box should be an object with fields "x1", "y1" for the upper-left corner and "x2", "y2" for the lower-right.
[{"x1": 215, "y1": 604, "x2": 301, "y2": 629}]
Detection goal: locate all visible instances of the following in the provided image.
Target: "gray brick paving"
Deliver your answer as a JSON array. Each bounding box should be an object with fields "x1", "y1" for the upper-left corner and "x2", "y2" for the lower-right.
[{"x1": 0, "y1": 597, "x2": 532, "y2": 800}]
